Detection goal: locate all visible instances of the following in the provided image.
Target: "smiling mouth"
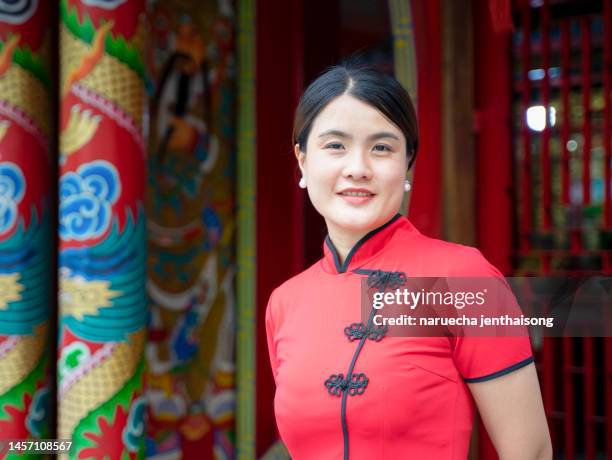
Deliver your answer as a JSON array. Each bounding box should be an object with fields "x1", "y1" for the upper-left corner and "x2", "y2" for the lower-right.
[{"x1": 338, "y1": 191, "x2": 375, "y2": 197}]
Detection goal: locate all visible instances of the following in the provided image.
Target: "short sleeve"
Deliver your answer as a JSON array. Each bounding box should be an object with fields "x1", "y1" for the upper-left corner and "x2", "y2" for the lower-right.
[
  {"x1": 452, "y1": 336, "x2": 533, "y2": 382},
  {"x1": 451, "y1": 247, "x2": 534, "y2": 383},
  {"x1": 265, "y1": 289, "x2": 280, "y2": 383}
]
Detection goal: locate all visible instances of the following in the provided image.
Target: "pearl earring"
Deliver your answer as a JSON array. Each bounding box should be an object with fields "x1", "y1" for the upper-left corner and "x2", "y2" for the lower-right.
[
  {"x1": 404, "y1": 180, "x2": 411, "y2": 192},
  {"x1": 299, "y1": 177, "x2": 307, "y2": 189}
]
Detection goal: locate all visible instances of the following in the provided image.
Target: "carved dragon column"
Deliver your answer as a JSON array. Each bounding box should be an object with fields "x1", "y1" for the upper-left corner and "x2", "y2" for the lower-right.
[{"x1": 58, "y1": 0, "x2": 146, "y2": 458}]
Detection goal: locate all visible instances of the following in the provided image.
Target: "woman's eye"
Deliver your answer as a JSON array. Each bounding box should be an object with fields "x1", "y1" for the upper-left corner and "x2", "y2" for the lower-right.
[
  {"x1": 325, "y1": 143, "x2": 344, "y2": 150},
  {"x1": 373, "y1": 144, "x2": 391, "y2": 152}
]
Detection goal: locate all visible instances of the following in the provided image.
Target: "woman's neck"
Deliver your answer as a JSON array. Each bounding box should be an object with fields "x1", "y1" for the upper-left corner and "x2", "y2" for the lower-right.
[{"x1": 326, "y1": 227, "x2": 364, "y2": 266}]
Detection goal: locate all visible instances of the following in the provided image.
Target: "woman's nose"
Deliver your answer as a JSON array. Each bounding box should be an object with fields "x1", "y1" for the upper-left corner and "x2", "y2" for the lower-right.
[{"x1": 342, "y1": 149, "x2": 372, "y2": 180}]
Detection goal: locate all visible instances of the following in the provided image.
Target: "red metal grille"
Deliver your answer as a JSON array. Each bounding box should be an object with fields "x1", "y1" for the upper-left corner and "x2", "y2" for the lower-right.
[{"x1": 513, "y1": 0, "x2": 612, "y2": 458}]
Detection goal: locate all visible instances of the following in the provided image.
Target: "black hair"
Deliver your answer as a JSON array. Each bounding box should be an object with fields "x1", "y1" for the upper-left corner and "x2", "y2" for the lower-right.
[{"x1": 292, "y1": 63, "x2": 418, "y2": 169}]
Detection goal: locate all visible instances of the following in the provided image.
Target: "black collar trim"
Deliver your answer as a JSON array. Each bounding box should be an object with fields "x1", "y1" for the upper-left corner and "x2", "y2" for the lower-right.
[{"x1": 325, "y1": 213, "x2": 402, "y2": 274}]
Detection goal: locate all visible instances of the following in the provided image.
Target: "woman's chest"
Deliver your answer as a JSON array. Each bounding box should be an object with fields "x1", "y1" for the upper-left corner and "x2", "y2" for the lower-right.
[{"x1": 274, "y1": 313, "x2": 468, "y2": 440}]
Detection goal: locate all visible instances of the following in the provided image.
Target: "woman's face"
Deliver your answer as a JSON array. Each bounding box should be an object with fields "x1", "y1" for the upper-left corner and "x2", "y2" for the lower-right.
[{"x1": 295, "y1": 94, "x2": 408, "y2": 240}]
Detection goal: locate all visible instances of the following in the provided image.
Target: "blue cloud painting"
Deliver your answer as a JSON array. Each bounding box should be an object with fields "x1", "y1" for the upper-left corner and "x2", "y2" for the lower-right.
[{"x1": 59, "y1": 160, "x2": 121, "y2": 241}]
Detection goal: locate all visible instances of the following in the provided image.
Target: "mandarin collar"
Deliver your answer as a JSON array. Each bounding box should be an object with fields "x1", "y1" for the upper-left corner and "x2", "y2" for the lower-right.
[{"x1": 322, "y1": 214, "x2": 417, "y2": 274}]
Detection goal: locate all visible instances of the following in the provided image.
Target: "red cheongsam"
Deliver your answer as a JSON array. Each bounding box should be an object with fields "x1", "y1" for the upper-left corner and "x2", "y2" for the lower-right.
[{"x1": 265, "y1": 214, "x2": 533, "y2": 459}]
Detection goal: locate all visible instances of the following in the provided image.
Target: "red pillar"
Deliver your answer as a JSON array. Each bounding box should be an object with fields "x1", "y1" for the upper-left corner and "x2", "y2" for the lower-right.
[
  {"x1": 409, "y1": 0, "x2": 443, "y2": 238},
  {"x1": 474, "y1": 0, "x2": 513, "y2": 273},
  {"x1": 255, "y1": 0, "x2": 305, "y2": 455}
]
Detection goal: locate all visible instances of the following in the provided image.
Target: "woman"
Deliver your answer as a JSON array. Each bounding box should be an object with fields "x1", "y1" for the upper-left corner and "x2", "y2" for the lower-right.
[{"x1": 265, "y1": 65, "x2": 552, "y2": 459}]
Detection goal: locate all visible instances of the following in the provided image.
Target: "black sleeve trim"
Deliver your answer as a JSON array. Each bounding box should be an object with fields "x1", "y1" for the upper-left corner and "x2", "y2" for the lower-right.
[{"x1": 464, "y1": 356, "x2": 534, "y2": 383}]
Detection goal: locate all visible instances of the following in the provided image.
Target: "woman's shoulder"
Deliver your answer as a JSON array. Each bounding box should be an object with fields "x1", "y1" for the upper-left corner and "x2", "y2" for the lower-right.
[{"x1": 394, "y1": 231, "x2": 503, "y2": 277}]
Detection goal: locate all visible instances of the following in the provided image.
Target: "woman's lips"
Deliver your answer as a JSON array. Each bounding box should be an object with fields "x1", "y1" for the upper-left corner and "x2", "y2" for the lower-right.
[{"x1": 337, "y1": 190, "x2": 375, "y2": 205}]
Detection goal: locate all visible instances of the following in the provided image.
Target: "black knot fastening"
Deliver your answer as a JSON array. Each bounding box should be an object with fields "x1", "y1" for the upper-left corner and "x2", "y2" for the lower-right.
[
  {"x1": 344, "y1": 323, "x2": 367, "y2": 341},
  {"x1": 344, "y1": 322, "x2": 388, "y2": 342},
  {"x1": 367, "y1": 270, "x2": 407, "y2": 292},
  {"x1": 324, "y1": 373, "x2": 369, "y2": 396}
]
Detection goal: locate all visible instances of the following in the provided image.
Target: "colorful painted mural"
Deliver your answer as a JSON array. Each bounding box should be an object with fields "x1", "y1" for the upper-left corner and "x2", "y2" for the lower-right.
[
  {"x1": 58, "y1": 0, "x2": 147, "y2": 458},
  {"x1": 0, "y1": 1, "x2": 53, "y2": 457},
  {"x1": 145, "y1": 1, "x2": 236, "y2": 458}
]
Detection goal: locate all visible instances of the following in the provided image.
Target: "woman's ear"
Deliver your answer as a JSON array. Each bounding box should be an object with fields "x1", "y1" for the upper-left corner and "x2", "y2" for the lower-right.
[{"x1": 294, "y1": 143, "x2": 305, "y2": 174}]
